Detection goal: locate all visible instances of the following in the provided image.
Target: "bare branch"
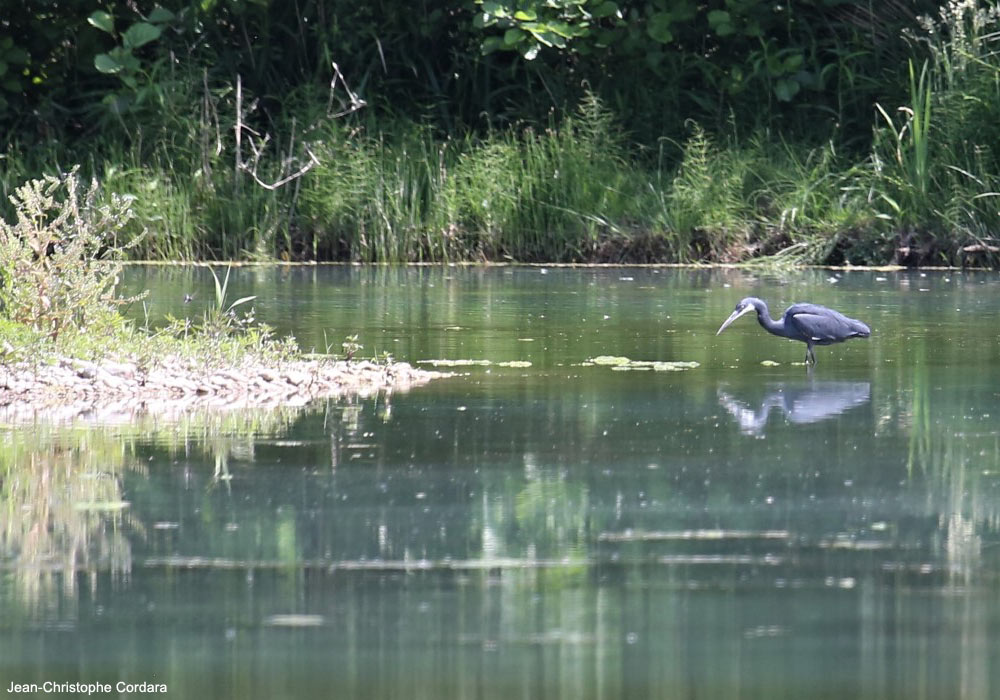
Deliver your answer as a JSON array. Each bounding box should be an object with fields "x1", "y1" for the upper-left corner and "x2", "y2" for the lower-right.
[
  {"x1": 234, "y1": 61, "x2": 365, "y2": 191},
  {"x1": 327, "y1": 61, "x2": 366, "y2": 118},
  {"x1": 239, "y1": 147, "x2": 320, "y2": 191}
]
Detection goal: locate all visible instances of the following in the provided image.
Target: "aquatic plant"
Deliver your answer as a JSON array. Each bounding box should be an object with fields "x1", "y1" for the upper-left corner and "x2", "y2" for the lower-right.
[{"x1": 586, "y1": 356, "x2": 700, "y2": 371}]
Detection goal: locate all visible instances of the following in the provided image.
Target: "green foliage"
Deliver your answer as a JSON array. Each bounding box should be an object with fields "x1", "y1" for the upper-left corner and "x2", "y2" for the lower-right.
[
  {"x1": 300, "y1": 94, "x2": 645, "y2": 261},
  {"x1": 657, "y1": 125, "x2": 746, "y2": 260},
  {"x1": 474, "y1": 0, "x2": 615, "y2": 59},
  {"x1": 887, "y1": 1, "x2": 1000, "y2": 264},
  {"x1": 0, "y1": 169, "x2": 300, "y2": 365},
  {"x1": 87, "y1": 6, "x2": 177, "y2": 116},
  {"x1": 873, "y1": 60, "x2": 933, "y2": 224},
  {"x1": 0, "y1": 0, "x2": 933, "y2": 147},
  {"x1": 296, "y1": 93, "x2": 895, "y2": 265},
  {"x1": 151, "y1": 264, "x2": 296, "y2": 366},
  {"x1": 197, "y1": 264, "x2": 257, "y2": 339},
  {"x1": 0, "y1": 1, "x2": 487, "y2": 139},
  {"x1": 0, "y1": 36, "x2": 30, "y2": 114},
  {"x1": 342, "y1": 335, "x2": 362, "y2": 360},
  {"x1": 449, "y1": 93, "x2": 638, "y2": 260},
  {"x1": 469, "y1": 0, "x2": 931, "y2": 125},
  {"x1": 5, "y1": 1, "x2": 1000, "y2": 267},
  {"x1": 0, "y1": 169, "x2": 143, "y2": 342}
]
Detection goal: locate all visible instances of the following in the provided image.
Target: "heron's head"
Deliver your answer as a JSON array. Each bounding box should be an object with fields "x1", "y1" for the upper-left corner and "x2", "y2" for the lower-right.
[{"x1": 716, "y1": 297, "x2": 760, "y2": 336}]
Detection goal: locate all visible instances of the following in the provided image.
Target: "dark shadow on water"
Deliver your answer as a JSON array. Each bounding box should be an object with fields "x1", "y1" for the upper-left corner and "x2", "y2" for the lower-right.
[{"x1": 718, "y1": 379, "x2": 871, "y2": 437}]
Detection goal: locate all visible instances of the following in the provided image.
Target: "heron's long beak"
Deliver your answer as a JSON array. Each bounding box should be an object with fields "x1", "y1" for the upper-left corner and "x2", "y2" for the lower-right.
[{"x1": 716, "y1": 305, "x2": 755, "y2": 335}]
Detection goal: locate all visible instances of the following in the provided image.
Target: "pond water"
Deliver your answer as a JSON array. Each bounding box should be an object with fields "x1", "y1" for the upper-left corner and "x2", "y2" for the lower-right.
[{"x1": 3, "y1": 266, "x2": 1000, "y2": 698}]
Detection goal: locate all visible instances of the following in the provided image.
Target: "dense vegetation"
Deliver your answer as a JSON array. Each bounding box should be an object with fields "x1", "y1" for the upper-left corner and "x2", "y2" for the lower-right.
[
  {"x1": 0, "y1": 170, "x2": 297, "y2": 364},
  {"x1": 2, "y1": 1, "x2": 1000, "y2": 266}
]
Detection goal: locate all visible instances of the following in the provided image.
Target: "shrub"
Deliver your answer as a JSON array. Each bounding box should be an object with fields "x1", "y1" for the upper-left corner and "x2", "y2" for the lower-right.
[{"x1": 0, "y1": 168, "x2": 144, "y2": 345}]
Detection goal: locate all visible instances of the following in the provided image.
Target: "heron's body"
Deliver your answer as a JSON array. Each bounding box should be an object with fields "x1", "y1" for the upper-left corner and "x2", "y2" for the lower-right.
[{"x1": 716, "y1": 297, "x2": 870, "y2": 364}]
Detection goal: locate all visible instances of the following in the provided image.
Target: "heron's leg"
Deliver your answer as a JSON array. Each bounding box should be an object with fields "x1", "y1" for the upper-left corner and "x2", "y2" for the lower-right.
[{"x1": 805, "y1": 344, "x2": 816, "y2": 365}]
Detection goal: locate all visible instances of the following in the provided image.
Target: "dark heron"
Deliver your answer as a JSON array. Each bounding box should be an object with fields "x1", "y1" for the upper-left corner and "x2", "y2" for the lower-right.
[
  {"x1": 716, "y1": 297, "x2": 870, "y2": 364},
  {"x1": 718, "y1": 381, "x2": 871, "y2": 436}
]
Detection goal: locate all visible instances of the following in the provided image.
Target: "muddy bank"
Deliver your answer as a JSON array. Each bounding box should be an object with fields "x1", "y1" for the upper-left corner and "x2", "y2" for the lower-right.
[{"x1": 0, "y1": 356, "x2": 447, "y2": 423}]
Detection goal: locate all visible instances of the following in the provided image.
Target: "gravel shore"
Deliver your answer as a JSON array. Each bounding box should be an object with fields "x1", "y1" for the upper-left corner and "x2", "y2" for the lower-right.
[{"x1": 0, "y1": 356, "x2": 447, "y2": 423}]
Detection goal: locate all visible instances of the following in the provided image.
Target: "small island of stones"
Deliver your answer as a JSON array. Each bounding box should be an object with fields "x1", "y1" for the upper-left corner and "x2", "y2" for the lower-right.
[{"x1": 0, "y1": 356, "x2": 446, "y2": 424}]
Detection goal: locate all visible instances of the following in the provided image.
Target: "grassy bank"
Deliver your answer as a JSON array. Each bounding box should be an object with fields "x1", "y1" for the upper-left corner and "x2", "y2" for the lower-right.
[{"x1": 2, "y1": 6, "x2": 1000, "y2": 268}]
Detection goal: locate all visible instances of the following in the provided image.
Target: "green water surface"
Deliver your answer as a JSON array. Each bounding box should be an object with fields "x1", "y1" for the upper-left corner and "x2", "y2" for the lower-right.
[{"x1": 2, "y1": 266, "x2": 1000, "y2": 698}]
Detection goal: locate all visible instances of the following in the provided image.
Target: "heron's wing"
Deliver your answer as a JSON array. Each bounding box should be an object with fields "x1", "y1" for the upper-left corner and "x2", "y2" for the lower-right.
[
  {"x1": 787, "y1": 303, "x2": 871, "y2": 337},
  {"x1": 787, "y1": 312, "x2": 854, "y2": 342},
  {"x1": 785, "y1": 303, "x2": 835, "y2": 317}
]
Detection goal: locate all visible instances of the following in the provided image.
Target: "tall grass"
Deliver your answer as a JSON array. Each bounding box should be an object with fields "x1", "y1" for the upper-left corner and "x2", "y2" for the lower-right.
[
  {"x1": 873, "y1": 60, "x2": 934, "y2": 225},
  {"x1": 300, "y1": 95, "x2": 650, "y2": 262},
  {"x1": 1, "y1": 97, "x2": 887, "y2": 265},
  {"x1": 299, "y1": 97, "x2": 888, "y2": 264},
  {"x1": 863, "y1": 0, "x2": 1000, "y2": 264},
  {"x1": 653, "y1": 125, "x2": 753, "y2": 261}
]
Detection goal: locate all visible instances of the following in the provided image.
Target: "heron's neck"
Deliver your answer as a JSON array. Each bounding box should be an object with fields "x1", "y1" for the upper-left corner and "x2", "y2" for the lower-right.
[{"x1": 754, "y1": 304, "x2": 784, "y2": 335}]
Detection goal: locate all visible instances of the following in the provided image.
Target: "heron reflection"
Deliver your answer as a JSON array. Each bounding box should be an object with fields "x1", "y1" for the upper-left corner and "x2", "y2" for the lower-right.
[{"x1": 718, "y1": 381, "x2": 870, "y2": 436}]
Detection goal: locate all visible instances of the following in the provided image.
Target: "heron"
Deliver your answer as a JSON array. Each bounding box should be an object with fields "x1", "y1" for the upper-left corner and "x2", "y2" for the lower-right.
[{"x1": 716, "y1": 297, "x2": 870, "y2": 365}]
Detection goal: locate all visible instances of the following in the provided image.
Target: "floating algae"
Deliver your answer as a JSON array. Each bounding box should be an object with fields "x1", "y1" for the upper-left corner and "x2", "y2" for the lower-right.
[
  {"x1": 264, "y1": 615, "x2": 326, "y2": 627},
  {"x1": 417, "y1": 359, "x2": 491, "y2": 367},
  {"x1": 417, "y1": 359, "x2": 531, "y2": 368},
  {"x1": 590, "y1": 356, "x2": 632, "y2": 367},
  {"x1": 640, "y1": 361, "x2": 700, "y2": 371},
  {"x1": 587, "y1": 356, "x2": 699, "y2": 372}
]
